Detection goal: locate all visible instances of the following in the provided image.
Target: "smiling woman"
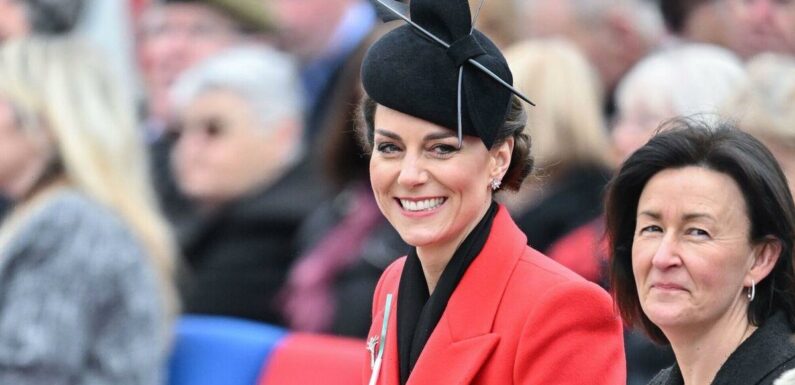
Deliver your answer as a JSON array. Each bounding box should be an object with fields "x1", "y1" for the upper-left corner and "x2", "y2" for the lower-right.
[
  {"x1": 606, "y1": 118, "x2": 795, "y2": 385},
  {"x1": 355, "y1": 0, "x2": 626, "y2": 384}
]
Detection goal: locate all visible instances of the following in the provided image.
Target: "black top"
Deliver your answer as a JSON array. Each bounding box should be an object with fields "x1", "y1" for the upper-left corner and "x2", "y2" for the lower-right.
[
  {"x1": 177, "y1": 159, "x2": 327, "y2": 324},
  {"x1": 515, "y1": 164, "x2": 611, "y2": 253},
  {"x1": 648, "y1": 311, "x2": 795, "y2": 385},
  {"x1": 397, "y1": 202, "x2": 498, "y2": 384}
]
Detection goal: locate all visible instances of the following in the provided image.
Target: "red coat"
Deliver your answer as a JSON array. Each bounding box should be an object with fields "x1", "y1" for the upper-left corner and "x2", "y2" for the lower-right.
[{"x1": 363, "y1": 206, "x2": 625, "y2": 385}]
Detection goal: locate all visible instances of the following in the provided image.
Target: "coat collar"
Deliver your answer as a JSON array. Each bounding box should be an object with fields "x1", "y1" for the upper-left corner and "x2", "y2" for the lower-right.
[
  {"x1": 386, "y1": 205, "x2": 527, "y2": 384},
  {"x1": 654, "y1": 312, "x2": 795, "y2": 385},
  {"x1": 713, "y1": 311, "x2": 795, "y2": 385}
]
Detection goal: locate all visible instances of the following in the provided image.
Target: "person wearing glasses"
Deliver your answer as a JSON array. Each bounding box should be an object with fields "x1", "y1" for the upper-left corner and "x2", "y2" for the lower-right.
[
  {"x1": 169, "y1": 45, "x2": 324, "y2": 325},
  {"x1": 357, "y1": 0, "x2": 625, "y2": 384}
]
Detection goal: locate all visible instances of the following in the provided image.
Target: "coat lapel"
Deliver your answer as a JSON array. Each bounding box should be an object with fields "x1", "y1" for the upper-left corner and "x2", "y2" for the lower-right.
[{"x1": 407, "y1": 206, "x2": 526, "y2": 384}]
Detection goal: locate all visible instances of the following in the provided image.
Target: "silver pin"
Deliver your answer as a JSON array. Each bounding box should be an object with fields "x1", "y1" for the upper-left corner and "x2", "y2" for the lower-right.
[{"x1": 366, "y1": 335, "x2": 379, "y2": 369}]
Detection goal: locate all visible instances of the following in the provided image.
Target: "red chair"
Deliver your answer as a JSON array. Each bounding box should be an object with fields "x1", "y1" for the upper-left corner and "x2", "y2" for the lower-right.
[{"x1": 258, "y1": 333, "x2": 364, "y2": 385}]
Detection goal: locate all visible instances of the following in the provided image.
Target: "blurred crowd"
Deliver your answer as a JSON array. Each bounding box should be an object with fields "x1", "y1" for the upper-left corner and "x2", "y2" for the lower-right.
[{"x1": 0, "y1": 0, "x2": 792, "y2": 383}]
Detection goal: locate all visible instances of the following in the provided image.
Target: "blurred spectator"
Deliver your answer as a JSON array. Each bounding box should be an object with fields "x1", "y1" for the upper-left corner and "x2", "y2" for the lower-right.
[
  {"x1": 518, "y1": 0, "x2": 664, "y2": 114},
  {"x1": 548, "y1": 43, "x2": 749, "y2": 385},
  {"x1": 722, "y1": 0, "x2": 795, "y2": 59},
  {"x1": 137, "y1": 0, "x2": 273, "y2": 135},
  {"x1": 469, "y1": 0, "x2": 519, "y2": 49},
  {"x1": 170, "y1": 45, "x2": 325, "y2": 325},
  {"x1": 136, "y1": 0, "x2": 274, "y2": 225},
  {"x1": 0, "y1": 0, "x2": 84, "y2": 40},
  {"x1": 658, "y1": 0, "x2": 729, "y2": 47},
  {"x1": 269, "y1": 0, "x2": 376, "y2": 146},
  {"x1": 0, "y1": 37, "x2": 176, "y2": 383},
  {"x1": 612, "y1": 43, "x2": 748, "y2": 161},
  {"x1": 501, "y1": 38, "x2": 613, "y2": 253},
  {"x1": 279, "y1": 25, "x2": 406, "y2": 337},
  {"x1": 726, "y1": 53, "x2": 795, "y2": 193},
  {"x1": 0, "y1": 0, "x2": 85, "y2": 218}
]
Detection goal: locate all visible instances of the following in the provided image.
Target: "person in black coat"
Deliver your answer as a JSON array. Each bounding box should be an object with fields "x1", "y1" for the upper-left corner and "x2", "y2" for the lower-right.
[
  {"x1": 606, "y1": 119, "x2": 795, "y2": 385},
  {"x1": 169, "y1": 45, "x2": 326, "y2": 324}
]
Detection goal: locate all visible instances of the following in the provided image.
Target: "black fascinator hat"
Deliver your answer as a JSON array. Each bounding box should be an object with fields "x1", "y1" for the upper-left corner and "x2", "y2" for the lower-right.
[{"x1": 361, "y1": 0, "x2": 533, "y2": 149}]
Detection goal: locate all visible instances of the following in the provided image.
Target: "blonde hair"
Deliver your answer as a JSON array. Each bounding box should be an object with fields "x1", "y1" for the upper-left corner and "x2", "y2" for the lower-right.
[
  {"x1": 504, "y1": 38, "x2": 612, "y2": 171},
  {"x1": 0, "y1": 37, "x2": 178, "y2": 317},
  {"x1": 726, "y1": 53, "x2": 795, "y2": 148}
]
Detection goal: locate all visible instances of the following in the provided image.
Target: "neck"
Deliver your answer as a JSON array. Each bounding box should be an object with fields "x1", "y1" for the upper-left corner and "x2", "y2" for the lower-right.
[
  {"x1": 666, "y1": 304, "x2": 756, "y2": 385},
  {"x1": 416, "y1": 199, "x2": 493, "y2": 294}
]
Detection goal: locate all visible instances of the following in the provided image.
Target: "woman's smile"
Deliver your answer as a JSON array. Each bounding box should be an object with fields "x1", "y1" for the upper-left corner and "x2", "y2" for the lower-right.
[
  {"x1": 369, "y1": 105, "x2": 500, "y2": 249},
  {"x1": 396, "y1": 197, "x2": 447, "y2": 216}
]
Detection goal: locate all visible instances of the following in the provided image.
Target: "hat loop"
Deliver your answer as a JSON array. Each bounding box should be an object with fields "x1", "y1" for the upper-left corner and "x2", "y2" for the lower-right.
[{"x1": 447, "y1": 35, "x2": 487, "y2": 68}]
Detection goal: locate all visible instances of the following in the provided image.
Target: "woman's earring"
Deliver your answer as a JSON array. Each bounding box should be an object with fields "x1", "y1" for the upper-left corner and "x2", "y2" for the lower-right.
[
  {"x1": 747, "y1": 279, "x2": 755, "y2": 302},
  {"x1": 490, "y1": 178, "x2": 502, "y2": 191}
]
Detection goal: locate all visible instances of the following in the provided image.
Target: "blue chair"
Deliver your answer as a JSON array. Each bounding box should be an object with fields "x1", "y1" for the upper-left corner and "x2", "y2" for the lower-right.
[{"x1": 168, "y1": 315, "x2": 288, "y2": 385}]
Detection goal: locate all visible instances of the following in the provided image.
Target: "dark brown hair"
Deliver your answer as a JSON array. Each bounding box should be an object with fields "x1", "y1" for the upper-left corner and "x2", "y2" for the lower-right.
[
  {"x1": 356, "y1": 94, "x2": 533, "y2": 192},
  {"x1": 606, "y1": 117, "x2": 795, "y2": 344}
]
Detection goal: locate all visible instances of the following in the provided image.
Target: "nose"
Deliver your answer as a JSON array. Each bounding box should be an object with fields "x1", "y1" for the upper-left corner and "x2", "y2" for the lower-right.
[
  {"x1": 746, "y1": 0, "x2": 774, "y2": 23},
  {"x1": 396, "y1": 153, "x2": 428, "y2": 188},
  {"x1": 650, "y1": 233, "x2": 683, "y2": 270}
]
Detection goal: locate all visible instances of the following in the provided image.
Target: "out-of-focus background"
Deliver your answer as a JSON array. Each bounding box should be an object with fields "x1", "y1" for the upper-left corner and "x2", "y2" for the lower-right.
[{"x1": 0, "y1": 0, "x2": 792, "y2": 384}]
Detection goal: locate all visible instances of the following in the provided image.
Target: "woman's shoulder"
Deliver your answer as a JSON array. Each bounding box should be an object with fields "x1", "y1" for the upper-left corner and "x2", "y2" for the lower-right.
[
  {"x1": 513, "y1": 244, "x2": 602, "y2": 292},
  {"x1": 21, "y1": 188, "x2": 123, "y2": 233},
  {"x1": 5, "y1": 188, "x2": 147, "y2": 271}
]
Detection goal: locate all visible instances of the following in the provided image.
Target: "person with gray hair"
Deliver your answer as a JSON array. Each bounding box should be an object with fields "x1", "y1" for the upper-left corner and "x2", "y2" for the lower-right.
[
  {"x1": 612, "y1": 43, "x2": 748, "y2": 162},
  {"x1": 169, "y1": 45, "x2": 327, "y2": 324},
  {"x1": 726, "y1": 53, "x2": 795, "y2": 195}
]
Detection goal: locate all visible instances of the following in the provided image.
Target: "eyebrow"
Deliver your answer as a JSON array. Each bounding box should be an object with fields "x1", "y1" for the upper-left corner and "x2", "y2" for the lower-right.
[
  {"x1": 373, "y1": 128, "x2": 456, "y2": 142},
  {"x1": 637, "y1": 211, "x2": 716, "y2": 222}
]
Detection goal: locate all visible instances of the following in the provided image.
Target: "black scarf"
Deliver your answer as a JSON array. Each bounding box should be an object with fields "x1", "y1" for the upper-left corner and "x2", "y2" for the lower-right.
[{"x1": 397, "y1": 202, "x2": 498, "y2": 384}]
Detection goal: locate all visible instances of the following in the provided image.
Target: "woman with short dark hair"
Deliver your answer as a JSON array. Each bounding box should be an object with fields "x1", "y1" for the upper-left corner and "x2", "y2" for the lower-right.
[{"x1": 606, "y1": 118, "x2": 795, "y2": 385}]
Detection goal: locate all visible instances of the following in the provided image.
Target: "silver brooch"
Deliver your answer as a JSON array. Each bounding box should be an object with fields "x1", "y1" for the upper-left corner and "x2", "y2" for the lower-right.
[{"x1": 367, "y1": 335, "x2": 379, "y2": 369}]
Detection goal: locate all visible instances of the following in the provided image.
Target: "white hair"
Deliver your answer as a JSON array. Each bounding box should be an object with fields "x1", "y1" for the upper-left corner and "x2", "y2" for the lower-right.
[
  {"x1": 726, "y1": 53, "x2": 795, "y2": 143},
  {"x1": 170, "y1": 45, "x2": 304, "y2": 129},
  {"x1": 518, "y1": 0, "x2": 664, "y2": 44},
  {"x1": 616, "y1": 43, "x2": 748, "y2": 123}
]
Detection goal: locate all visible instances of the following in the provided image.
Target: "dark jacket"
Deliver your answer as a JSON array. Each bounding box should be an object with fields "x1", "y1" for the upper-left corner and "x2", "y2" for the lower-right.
[
  {"x1": 514, "y1": 164, "x2": 611, "y2": 253},
  {"x1": 648, "y1": 312, "x2": 795, "y2": 385},
  {"x1": 178, "y1": 159, "x2": 326, "y2": 325}
]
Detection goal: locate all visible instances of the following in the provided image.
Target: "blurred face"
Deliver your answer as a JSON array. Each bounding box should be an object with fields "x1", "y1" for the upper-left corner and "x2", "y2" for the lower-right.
[
  {"x1": 523, "y1": 0, "x2": 643, "y2": 91},
  {"x1": 761, "y1": 138, "x2": 795, "y2": 195},
  {"x1": 612, "y1": 99, "x2": 673, "y2": 162},
  {"x1": 724, "y1": 0, "x2": 795, "y2": 58},
  {"x1": 138, "y1": 4, "x2": 241, "y2": 120},
  {"x1": 270, "y1": 0, "x2": 349, "y2": 60},
  {"x1": 369, "y1": 106, "x2": 509, "y2": 253},
  {"x1": 0, "y1": 0, "x2": 29, "y2": 41},
  {"x1": 172, "y1": 90, "x2": 287, "y2": 207},
  {"x1": 632, "y1": 166, "x2": 759, "y2": 335},
  {"x1": 0, "y1": 99, "x2": 48, "y2": 199}
]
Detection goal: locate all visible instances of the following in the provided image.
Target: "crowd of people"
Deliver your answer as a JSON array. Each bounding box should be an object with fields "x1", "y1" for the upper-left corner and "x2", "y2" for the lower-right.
[{"x1": 0, "y1": 0, "x2": 793, "y2": 383}]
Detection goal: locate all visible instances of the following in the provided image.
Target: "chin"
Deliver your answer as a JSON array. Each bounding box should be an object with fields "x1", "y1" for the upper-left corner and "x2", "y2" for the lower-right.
[
  {"x1": 643, "y1": 303, "x2": 693, "y2": 329},
  {"x1": 396, "y1": 229, "x2": 442, "y2": 248}
]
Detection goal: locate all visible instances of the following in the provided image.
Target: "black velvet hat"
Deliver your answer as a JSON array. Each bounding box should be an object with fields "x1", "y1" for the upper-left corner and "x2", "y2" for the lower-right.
[{"x1": 362, "y1": 0, "x2": 533, "y2": 149}]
